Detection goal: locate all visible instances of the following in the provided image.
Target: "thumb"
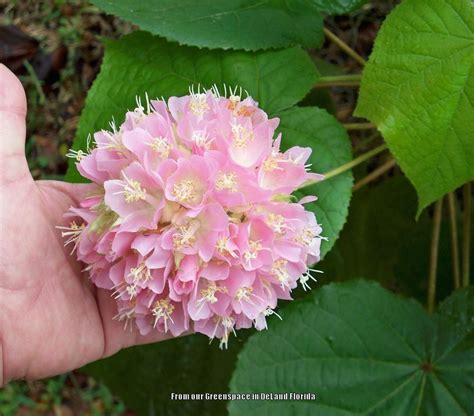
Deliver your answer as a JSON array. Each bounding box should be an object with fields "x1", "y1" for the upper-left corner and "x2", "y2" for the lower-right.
[{"x1": 0, "y1": 63, "x2": 30, "y2": 183}]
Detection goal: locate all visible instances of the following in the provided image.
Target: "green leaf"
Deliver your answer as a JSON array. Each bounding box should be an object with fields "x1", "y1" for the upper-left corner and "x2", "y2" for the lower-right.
[
  {"x1": 229, "y1": 280, "x2": 474, "y2": 415},
  {"x1": 312, "y1": 0, "x2": 369, "y2": 14},
  {"x1": 439, "y1": 286, "x2": 474, "y2": 332},
  {"x1": 320, "y1": 176, "x2": 418, "y2": 283},
  {"x1": 319, "y1": 176, "x2": 468, "y2": 303},
  {"x1": 90, "y1": 0, "x2": 324, "y2": 51},
  {"x1": 395, "y1": 192, "x2": 474, "y2": 303},
  {"x1": 355, "y1": 0, "x2": 474, "y2": 216},
  {"x1": 277, "y1": 107, "x2": 353, "y2": 258},
  {"x1": 66, "y1": 31, "x2": 318, "y2": 182},
  {"x1": 84, "y1": 332, "x2": 250, "y2": 416}
]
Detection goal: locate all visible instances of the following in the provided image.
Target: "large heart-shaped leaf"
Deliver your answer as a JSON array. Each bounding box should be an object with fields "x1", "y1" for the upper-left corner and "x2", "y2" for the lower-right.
[
  {"x1": 355, "y1": 0, "x2": 474, "y2": 216},
  {"x1": 83, "y1": 332, "x2": 250, "y2": 416},
  {"x1": 439, "y1": 286, "x2": 474, "y2": 332},
  {"x1": 66, "y1": 31, "x2": 318, "y2": 182},
  {"x1": 90, "y1": 0, "x2": 324, "y2": 51},
  {"x1": 229, "y1": 280, "x2": 474, "y2": 415},
  {"x1": 277, "y1": 107, "x2": 353, "y2": 258}
]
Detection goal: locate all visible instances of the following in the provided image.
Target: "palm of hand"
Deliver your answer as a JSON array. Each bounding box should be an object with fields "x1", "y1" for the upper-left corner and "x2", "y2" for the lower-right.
[{"x1": 0, "y1": 64, "x2": 170, "y2": 385}]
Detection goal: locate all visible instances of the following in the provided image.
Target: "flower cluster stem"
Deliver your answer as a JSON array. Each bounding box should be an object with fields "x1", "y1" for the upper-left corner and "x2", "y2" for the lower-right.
[
  {"x1": 462, "y1": 183, "x2": 472, "y2": 287},
  {"x1": 427, "y1": 199, "x2": 443, "y2": 313},
  {"x1": 297, "y1": 144, "x2": 388, "y2": 190},
  {"x1": 323, "y1": 27, "x2": 366, "y2": 66}
]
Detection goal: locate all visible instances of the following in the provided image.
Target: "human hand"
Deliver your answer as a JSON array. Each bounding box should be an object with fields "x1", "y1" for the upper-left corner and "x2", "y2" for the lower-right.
[{"x1": 0, "y1": 64, "x2": 174, "y2": 386}]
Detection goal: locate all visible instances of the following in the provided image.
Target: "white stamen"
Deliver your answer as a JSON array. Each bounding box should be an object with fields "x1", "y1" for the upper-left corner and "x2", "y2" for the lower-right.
[
  {"x1": 272, "y1": 259, "x2": 291, "y2": 290},
  {"x1": 216, "y1": 237, "x2": 238, "y2": 258},
  {"x1": 113, "y1": 173, "x2": 147, "y2": 203},
  {"x1": 231, "y1": 123, "x2": 254, "y2": 148},
  {"x1": 172, "y1": 180, "x2": 198, "y2": 204},
  {"x1": 243, "y1": 240, "x2": 262, "y2": 266},
  {"x1": 235, "y1": 286, "x2": 253, "y2": 302},
  {"x1": 300, "y1": 268, "x2": 323, "y2": 291},
  {"x1": 192, "y1": 131, "x2": 214, "y2": 149},
  {"x1": 148, "y1": 136, "x2": 171, "y2": 158},
  {"x1": 56, "y1": 221, "x2": 85, "y2": 253},
  {"x1": 215, "y1": 171, "x2": 238, "y2": 192},
  {"x1": 152, "y1": 298, "x2": 175, "y2": 333},
  {"x1": 196, "y1": 282, "x2": 227, "y2": 315},
  {"x1": 96, "y1": 130, "x2": 125, "y2": 152},
  {"x1": 113, "y1": 302, "x2": 136, "y2": 331},
  {"x1": 172, "y1": 221, "x2": 199, "y2": 249},
  {"x1": 189, "y1": 86, "x2": 209, "y2": 118},
  {"x1": 263, "y1": 307, "x2": 283, "y2": 320},
  {"x1": 129, "y1": 263, "x2": 152, "y2": 285},
  {"x1": 266, "y1": 213, "x2": 287, "y2": 234},
  {"x1": 219, "y1": 316, "x2": 236, "y2": 349}
]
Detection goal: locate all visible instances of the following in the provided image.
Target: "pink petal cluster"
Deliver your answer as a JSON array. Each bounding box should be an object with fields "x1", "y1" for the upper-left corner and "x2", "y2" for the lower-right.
[{"x1": 62, "y1": 88, "x2": 324, "y2": 348}]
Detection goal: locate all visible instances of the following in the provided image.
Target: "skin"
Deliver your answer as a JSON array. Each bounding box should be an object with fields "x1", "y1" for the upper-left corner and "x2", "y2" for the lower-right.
[{"x1": 0, "y1": 64, "x2": 176, "y2": 386}]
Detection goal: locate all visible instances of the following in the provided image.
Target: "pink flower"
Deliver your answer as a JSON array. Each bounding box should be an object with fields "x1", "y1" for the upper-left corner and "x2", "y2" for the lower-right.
[{"x1": 62, "y1": 88, "x2": 324, "y2": 348}]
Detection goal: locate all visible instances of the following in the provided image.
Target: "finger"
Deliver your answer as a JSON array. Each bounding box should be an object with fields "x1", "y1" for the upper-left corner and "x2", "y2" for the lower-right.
[
  {"x1": 36, "y1": 180, "x2": 100, "y2": 205},
  {"x1": 0, "y1": 64, "x2": 29, "y2": 183}
]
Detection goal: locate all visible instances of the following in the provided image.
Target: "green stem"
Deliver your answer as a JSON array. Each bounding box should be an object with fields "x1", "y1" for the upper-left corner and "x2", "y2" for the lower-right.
[
  {"x1": 427, "y1": 199, "x2": 443, "y2": 313},
  {"x1": 318, "y1": 75, "x2": 362, "y2": 82},
  {"x1": 323, "y1": 27, "x2": 366, "y2": 66},
  {"x1": 317, "y1": 74, "x2": 362, "y2": 83},
  {"x1": 343, "y1": 122, "x2": 376, "y2": 131},
  {"x1": 314, "y1": 81, "x2": 360, "y2": 88},
  {"x1": 447, "y1": 192, "x2": 461, "y2": 289},
  {"x1": 462, "y1": 183, "x2": 472, "y2": 287},
  {"x1": 315, "y1": 74, "x2": 362, "y2": 88},
  {"x1": 297, "y1": 143, "x2": 388, "y2": 190}
]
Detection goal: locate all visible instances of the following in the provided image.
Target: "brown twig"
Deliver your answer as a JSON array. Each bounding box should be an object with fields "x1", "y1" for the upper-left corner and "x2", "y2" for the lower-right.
[
  {"x1": 323, "y1": 27, "x2": 366, "y2": 66},
  {"x1": 352, "y1": 158, "x2": 396, "y2": 191},
  {"x1": 447, "y1": 192, "x2": 461, "y2": 289},
  {"x1": 427, "y1": 199, "x2": 443, "y2": 313},
  {"x1": 462, "y1": 183, "x2": 472, "y2": 287}
]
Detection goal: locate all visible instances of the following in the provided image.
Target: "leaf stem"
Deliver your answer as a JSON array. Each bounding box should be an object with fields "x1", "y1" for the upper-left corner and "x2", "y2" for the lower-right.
[
  {"x1": 462, "y1": 182, "x2": 471, "y2": 287},
  {"x1": 447, "y1": 192, "x2": 461, "y2": 289},
  {"x1": 427, "y1": 199, "x2": 443, "y2": 313},
  {"x1": 297, "y1": 143, "x2": 388, "y2": 190},
  {"x1": 323, "y1": 27, "x2": 366, "y2": 66},
  {"x1": 317, "y1": 75, "x2": 362, "y2": 83},
  {"x1": 343, "y1": 122, "x2": 376, "y2": 131},
  {"x1": 315, "y1": 74, "x2": 362, "y2": 88},
  {"x1": 352, "y1": 158, "x2": 396, "y2": 191}
]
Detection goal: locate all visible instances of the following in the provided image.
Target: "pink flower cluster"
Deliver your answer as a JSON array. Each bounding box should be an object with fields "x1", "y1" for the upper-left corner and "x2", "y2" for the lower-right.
[{"x1": 63, "y1": 88, "x2": 323, "y2": 348}]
